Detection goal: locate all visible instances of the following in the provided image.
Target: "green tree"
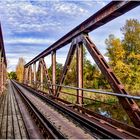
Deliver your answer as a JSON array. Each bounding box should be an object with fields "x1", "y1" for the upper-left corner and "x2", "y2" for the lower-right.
[
  {"x1": 8, "y1": 71, "x2": 17, "y2": 80},
  {"x1": 48, "y1": 62, "x2": 63, "y2": 84}
]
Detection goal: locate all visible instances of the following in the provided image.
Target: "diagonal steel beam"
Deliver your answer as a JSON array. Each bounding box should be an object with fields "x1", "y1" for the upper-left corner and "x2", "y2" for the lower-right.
[
  {"x1": 82, "y1": 34, "x2": 140, "y2": 128},
  {"x1": 40, "y1": 59, "x2": 53, "y2": 94},
  {"x1": 35, "y1": 60, "x2": 41, "y2": 88},
  {"x1": 25, "y1": 1, "x2": 140, "y2": 67},
  {"x1": 56, "y1": 41, "x2": 77, "y2": 97}
]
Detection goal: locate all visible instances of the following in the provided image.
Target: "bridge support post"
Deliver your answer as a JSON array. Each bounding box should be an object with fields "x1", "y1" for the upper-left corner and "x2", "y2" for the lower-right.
[
  {"x1": 33, "y1": 62, "x2": 36, "y2": 88},
  {"x1": 23, "y1": 67, "x2": 27, "y2": 84},
  {"x1": 76, "y1": 43, "x2": 83, "y2": 105},
  {"x1": 25, "y1": 67, "x2": 29, "y2": 85},
  {"x1": 29, "y1": 66, "x2": 32, "y2": 86},
  {"x1": 40, "y1": 59, "x2": 43, "y2": 91},
  {"x1": 52, "y1": 51, "x2": 56, "y2": 95}
]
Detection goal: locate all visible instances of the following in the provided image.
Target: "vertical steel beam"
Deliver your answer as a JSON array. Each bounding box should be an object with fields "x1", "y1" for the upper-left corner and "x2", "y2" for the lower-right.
[
  {"x1": 33, "y1": 62, "x2": 36, "y2": 86},
  {"x1": 29, "y1": 65, "x2": 32, "y2": 86},
  {"x1": 23, "y1": 67, "x2": 25, "y2": 84},
  {"x1": 25, "y1": 67, "x2": 29, "y2": 85},
  {"x1": 23, "y1": 67, "x2": 27, "y2": 84},
  {"x1": 83, "y1": 34, "x2": 140, "y2": 128},
  {"x1": 76, "y1": 43, "x2": 83, "y2": 105},
  {"x1": 52, "y1": 51, "x2": 56, "y2": 95},
  {"x1": 40, "y1": 59, "x2": 44, "y2": 90}
]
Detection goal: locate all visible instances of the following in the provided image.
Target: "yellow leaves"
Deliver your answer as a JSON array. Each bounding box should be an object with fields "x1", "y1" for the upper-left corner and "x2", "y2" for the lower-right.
[{"x1": 16, "y1": 57, "x2": 25, "y2": 83}]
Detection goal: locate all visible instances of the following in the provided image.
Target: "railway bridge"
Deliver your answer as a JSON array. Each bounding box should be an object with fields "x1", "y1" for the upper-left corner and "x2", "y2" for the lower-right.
[{"x1": 0, "y1": 1, "x2": 140, "y2": 139}]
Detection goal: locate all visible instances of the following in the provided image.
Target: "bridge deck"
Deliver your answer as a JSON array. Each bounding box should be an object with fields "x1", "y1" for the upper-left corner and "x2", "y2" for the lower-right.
[
  {"x1": 0, "y1": 82, "x2": 27, "y2": 139},
  {"x1": 13, "y1": 82, "x2": 94, "y2": 139},
  {"x1": 0, "y1": 81, "x2": 43, "y2": 139},
  {"x1": 0, "y1": 81, "x2": 94, "y2": 139},
  {"x1": 0, "y1": 81, "x2": 139, "y2": 139}
]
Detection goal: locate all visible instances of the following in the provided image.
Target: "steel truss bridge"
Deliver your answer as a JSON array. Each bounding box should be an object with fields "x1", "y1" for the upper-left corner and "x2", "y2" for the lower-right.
[{"x1": 0, "y1": 1, "x2": 140, "y2": 139}]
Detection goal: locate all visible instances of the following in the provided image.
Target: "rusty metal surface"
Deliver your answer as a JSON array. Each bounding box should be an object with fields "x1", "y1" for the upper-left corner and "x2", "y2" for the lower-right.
[
  {"x1": 15, "y1": 82, "x2": 140, "y2": 139},
  {"x1": 56, "y1": 41, "x2": 76, "y2": 96},
  {"x1": 76, "y1": 43, "x2": 83, "y2": 105},
  {"x1": 12, "y1": 80, "x2": 95, "y2": 139},
  {"x1": 12, "y1": 80, "x2": 65, "y2": 139},
  {"x1": 21, "y1": 82, "x2": 140, "y2": 137},
  {"x1": 44, "y1": 91, "x2": 140, "y2": 137},
  {"x1": 52, "y1": 51, "x2": 56, "y2": 95},
  {"x1": 40, "y1": 59, "x2": 43, "y2": 91},
  {"x1": 23, "y1": 0, "x2": 140, "y2": 131},
  {"x1": 82, "y1": 34, "x2": 140, "y2": 128},
  {"x1": 40, "y1": 59, "x2": 52, "y2": 94},
  {"x1": 25, "y1": 1, "x2": 140, "y2": 67},
  {"x1": 10, "y1": 80, "x2": 43, "y2": 139}
]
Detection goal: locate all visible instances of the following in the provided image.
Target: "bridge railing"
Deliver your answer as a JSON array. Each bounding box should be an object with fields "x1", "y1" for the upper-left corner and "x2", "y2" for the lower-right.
[
  {"x1": 23, "y1": 1, "x2": 140, "y2": 128},
  {"x1": 0, "y1": 23, "x2": 7, "y2": 94}
]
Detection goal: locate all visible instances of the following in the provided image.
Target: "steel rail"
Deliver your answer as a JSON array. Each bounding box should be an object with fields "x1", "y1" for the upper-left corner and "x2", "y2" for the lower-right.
[
  {"x1": 25, "y1": 1, "x2": 140, "y2": 67},
  {"x1": 21, "y1": 83, "x2": 140, "y2": 137},
  {"x1": 29, "y1": 81, "x2": 140, "y2": 100},
  {"x1": 16, "y1": 81, "x2": 139, "y2": 139},
  {"x1": 11, "y1": 80, "x2": 65, "y2": 139},
  {"x1": 59, "y1": 91, "x2": 113, "y2": 105}
]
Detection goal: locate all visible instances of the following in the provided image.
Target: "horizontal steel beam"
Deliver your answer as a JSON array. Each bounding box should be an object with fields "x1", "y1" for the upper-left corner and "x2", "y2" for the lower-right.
[
  {"x1": 25, "y1": 1, "x2": 140, "y2": 67},
  {"x1": 25, "y1": 80, "x2": 140, "y2": 100}
]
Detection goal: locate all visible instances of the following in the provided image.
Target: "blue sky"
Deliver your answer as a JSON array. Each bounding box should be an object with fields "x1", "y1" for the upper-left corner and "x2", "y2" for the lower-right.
[{"x1": 0, "y1": 0, "x2": 139, "y2": 71}]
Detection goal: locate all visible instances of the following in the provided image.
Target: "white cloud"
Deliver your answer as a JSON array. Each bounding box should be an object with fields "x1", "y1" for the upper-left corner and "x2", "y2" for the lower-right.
[
  {"x1": 53, "y1": 2, "x2": 88, "y2": 15},
  {"x1": 1, "y1": 0, "x2": 139, "y2": 72},
  {"x1": 5, "y1": 37, "x2": 55, "y2": 45}
]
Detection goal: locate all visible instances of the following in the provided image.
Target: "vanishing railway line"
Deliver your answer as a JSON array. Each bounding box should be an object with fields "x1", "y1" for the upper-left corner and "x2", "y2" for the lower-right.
[{"x1": 11, "y1": 80, "x2": 140, "y2": 139}]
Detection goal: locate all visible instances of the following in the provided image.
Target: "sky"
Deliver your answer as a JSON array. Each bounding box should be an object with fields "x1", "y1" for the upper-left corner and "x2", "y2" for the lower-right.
[{"x1": 0, "y1": 0, "x2": 140, "y2": 72}]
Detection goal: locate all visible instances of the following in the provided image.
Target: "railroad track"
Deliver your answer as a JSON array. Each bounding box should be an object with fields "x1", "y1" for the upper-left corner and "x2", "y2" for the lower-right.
[
  {"x1": 11, "y1": 81, "x2": 65, "y2": 139},
  {"x1": 11, "y1": 80, "x2": 140, "y2": 139}
]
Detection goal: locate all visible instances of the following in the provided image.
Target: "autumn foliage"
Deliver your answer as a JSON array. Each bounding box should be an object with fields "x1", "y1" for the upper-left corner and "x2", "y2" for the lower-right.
[
  {"x1": 16, "y1": 57, "x2": 25, "y2": 83},
  {"x1": 105, "y1": 19, "x2": 140, "y2": 94}
]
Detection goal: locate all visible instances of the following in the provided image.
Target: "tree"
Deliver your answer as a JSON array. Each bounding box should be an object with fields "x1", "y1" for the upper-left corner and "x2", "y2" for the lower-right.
[
  {"x1": 122, "y1": 19, "x2": 140, "y2": 92},
  {"x1": 48, "y1": 62, "x2": 63, "y2": 84},
  {"x1": 105, "y1": 19, "x2": 140, "y2": 94},
  {"x1": 8, "y1": 71, "x2": 17, "y2": 80},
  {"x1": 16, "y1": 57, "x2": 26, "y2": 83}
]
